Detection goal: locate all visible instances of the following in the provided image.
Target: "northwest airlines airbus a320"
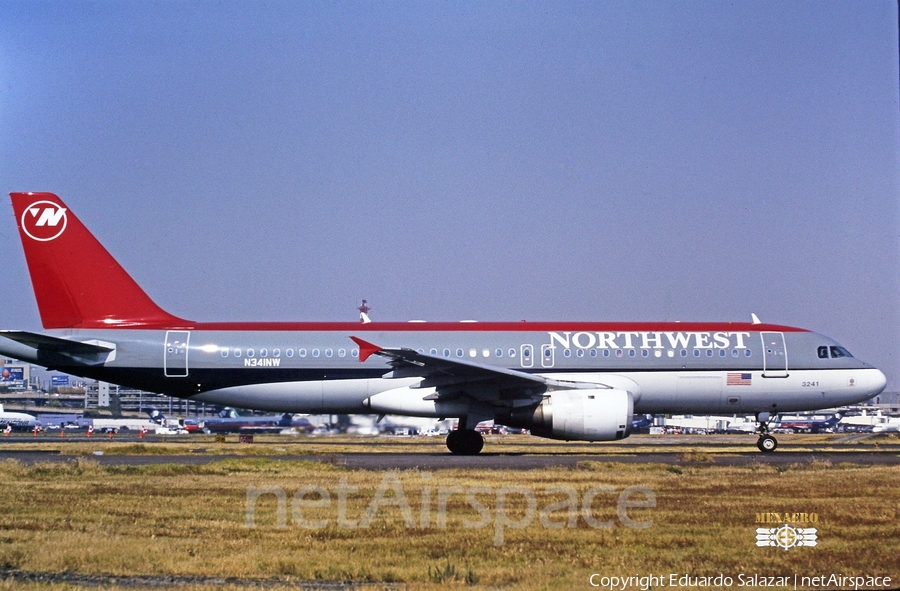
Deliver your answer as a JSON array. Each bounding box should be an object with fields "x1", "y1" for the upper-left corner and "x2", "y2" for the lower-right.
[{"x1": 0, "y1": 193, "x2": 887, "y2": 454}]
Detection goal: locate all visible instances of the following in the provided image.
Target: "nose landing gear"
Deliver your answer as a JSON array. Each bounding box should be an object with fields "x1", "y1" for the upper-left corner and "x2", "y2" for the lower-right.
[{"x1": 756, "y1": 412, "x2": 778, "y2": 453}]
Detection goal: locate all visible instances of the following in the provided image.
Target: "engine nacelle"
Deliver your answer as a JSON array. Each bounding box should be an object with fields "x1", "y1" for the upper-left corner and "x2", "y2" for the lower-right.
[
  {"x1": 364, "y1": 386, "x2": 471, "y2": 418},
  {"x1": 498, "y1": 388, "x2": 633, "y2": 441}
]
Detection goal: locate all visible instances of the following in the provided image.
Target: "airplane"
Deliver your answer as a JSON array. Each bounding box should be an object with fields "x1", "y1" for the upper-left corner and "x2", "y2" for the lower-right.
[
  {"x1": 0, "y1": 192, "x2": 887, "y2": 454},
  {"x1": 872, "y1": 418, "x2": 900, "y2": 433},
  {"x1": 839, "y1": 409, "x2": 896, "y2": 430},
  {"x1": 0, "y1": 404, "x2": 40, "y2": 431},
  {"x1": 199, "y1": 407, "x2": 316, "y2": 434},
  {"x1": 773, "y1": 412, "x2": 842, "y2": 434},
  {"x1": 630, "y1": 414, "x2": 654, "y2": 431}
]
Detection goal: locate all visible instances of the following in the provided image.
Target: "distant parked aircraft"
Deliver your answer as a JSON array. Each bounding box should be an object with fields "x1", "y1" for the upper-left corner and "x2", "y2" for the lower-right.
[
  {"x1": 0, "y1": 404, "x2": 39, "y2": 431},
  {"x1": 200, "y1": 407, "x2": 315, "y2": 434}
]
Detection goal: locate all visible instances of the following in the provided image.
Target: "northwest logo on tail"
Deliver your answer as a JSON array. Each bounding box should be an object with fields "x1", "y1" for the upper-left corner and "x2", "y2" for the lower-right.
[{"x1": 21, "y1": 201, "x2": 67, "y2": 241}]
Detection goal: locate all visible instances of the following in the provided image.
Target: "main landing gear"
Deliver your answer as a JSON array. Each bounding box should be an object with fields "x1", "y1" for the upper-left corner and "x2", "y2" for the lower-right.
[
  {"x1": 755, "y1": 412, "x2": 777, "y2": 453},
  {"x1": 446, "y1": 429, "x2": 484, "y2": 455}
]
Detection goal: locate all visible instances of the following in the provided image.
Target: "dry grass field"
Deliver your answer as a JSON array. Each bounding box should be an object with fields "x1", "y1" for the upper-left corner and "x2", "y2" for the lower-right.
[{"x1": 0, "y1": 435, "x2": 898, "y2": 590}]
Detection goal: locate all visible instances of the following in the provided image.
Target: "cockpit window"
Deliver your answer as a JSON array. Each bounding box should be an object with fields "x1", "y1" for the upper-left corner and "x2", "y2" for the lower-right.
[
  {"x1": 817, "y1": 346, "x2": 829, "y2": 359},
  {"x1": 830, "y1": 346, "x2": 852, "y2": 358}
]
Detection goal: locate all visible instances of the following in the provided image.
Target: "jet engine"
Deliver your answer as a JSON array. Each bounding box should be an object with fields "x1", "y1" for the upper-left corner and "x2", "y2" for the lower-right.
[{"x1": 498, "y1": 389, "x2": 633, "y2": 441}]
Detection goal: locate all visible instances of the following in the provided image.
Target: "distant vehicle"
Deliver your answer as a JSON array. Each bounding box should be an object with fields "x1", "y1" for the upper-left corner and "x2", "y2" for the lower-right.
[
  {"x1": 182, "y1": 418, "x2": 201, "y2": 433},
  {"x1": 657, "y1": 414, "x2": 735, "y2": 434},
  {"x1": 146, "y1": 407, "x2": 200, "y2": 434},
  {"x1": 88, "y1": 412, "x2": 159, "y2": 433},
  {"x1": 200, "y1": 407, "x2": 315, "y2": 434},
  {"x1": 0, "y1": 404, "x2": 40, "y2": 431},
  {"x1": 726, "y1": 417, "x2": 760, "y2": 434}
]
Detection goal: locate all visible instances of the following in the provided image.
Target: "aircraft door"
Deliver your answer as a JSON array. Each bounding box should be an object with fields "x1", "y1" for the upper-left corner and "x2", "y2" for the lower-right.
[
  {"x1": 761, "y1": 332, "x2": 788, "y2": 378},
  {"x1": 164, "y1": 330, "x2": 190, "y2": 377}
]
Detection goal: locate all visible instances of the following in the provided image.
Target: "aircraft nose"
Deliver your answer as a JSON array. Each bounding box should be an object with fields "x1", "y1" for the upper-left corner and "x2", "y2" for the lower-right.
[{"x1": 865, "y1": 369, "x2": 887, "y2": 396}]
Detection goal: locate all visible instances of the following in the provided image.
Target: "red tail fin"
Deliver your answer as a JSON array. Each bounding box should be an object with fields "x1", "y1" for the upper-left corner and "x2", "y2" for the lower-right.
[{"x1": 10, "y1": 192, "x2": 191, "y2": 329}]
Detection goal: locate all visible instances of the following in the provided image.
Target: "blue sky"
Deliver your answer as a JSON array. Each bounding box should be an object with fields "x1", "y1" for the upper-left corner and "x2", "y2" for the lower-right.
[{"x1": 2, "y1": 1, "x2": 899, "y2": 387}]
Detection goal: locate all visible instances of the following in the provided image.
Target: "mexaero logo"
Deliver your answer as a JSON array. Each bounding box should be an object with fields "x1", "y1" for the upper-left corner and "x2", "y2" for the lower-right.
[{"x1": 22, "y1": 201, "x2": 68, "y2": 241}]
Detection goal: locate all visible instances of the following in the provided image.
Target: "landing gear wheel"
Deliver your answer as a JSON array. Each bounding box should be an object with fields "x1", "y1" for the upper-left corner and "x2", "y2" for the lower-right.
[
  {"x1": 446, "y1": 429, "x2": 484, "y2": 455},
  {"x1": 757, "y1": 434, "x2": 778, "y2": 453}
]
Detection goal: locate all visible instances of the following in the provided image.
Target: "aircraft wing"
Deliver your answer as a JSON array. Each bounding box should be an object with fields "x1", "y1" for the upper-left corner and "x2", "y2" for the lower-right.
[
  {"x1": 351, "y1": 336, "x2": 604, "y2": 405},
  {"x1": 0, "y1": 331, "x2": 114, "y2": 355}
]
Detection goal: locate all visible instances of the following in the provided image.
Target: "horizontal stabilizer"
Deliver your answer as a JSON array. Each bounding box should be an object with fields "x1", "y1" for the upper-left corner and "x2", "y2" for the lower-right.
[{"x1": 0, "y1": 331, "x2": 114, "y2": 355}]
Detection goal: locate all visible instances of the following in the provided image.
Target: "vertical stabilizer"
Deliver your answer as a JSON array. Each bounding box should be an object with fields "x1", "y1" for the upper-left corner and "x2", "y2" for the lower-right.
[{"x1": 10, "y1": 192, "x2": 190, "y2": 329}]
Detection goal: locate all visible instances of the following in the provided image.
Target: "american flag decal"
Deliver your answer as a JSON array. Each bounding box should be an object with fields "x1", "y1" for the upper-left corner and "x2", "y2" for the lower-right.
[{"x1": 727, "y1": 373, "x2": 752, "y2": 386}]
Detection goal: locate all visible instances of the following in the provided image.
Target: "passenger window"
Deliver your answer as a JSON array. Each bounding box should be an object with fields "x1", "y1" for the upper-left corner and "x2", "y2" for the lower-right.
[
  {"x1": 273, "y1": 348, "x2": 281, "y2": 357},
  {"x1": 234, "y1": 348, "x2": 242, "y2": 358},
  {"x1": 220, "y1": 348, "x2": 229, "y2": 358},
  {"x1": 260, "y1": 348, "x2": 268, "y2": 357},
  {"x1": 247, "y1": 348, "x2": 255, "y2": 358},
  {"x1": 286, "y1": 349, "x2": 294, "y2": 357},
  {"x1": 818, "y1": 346, "x2": 829, "y2": 359}
]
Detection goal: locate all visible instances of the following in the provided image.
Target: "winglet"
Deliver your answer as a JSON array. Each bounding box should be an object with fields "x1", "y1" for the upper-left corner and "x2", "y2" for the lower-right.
[{"x1": 350, "y1": 336, "x2": 382, "y2": 362}]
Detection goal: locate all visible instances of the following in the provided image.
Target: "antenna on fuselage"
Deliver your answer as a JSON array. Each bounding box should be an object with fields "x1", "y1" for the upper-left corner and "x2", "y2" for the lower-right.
[
  {"x1": 358, "y1": 300, "x2": 372, "y2": 324},
  {"x1": 751, "y1": 313, "x2": 762, "y2": 325}
]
